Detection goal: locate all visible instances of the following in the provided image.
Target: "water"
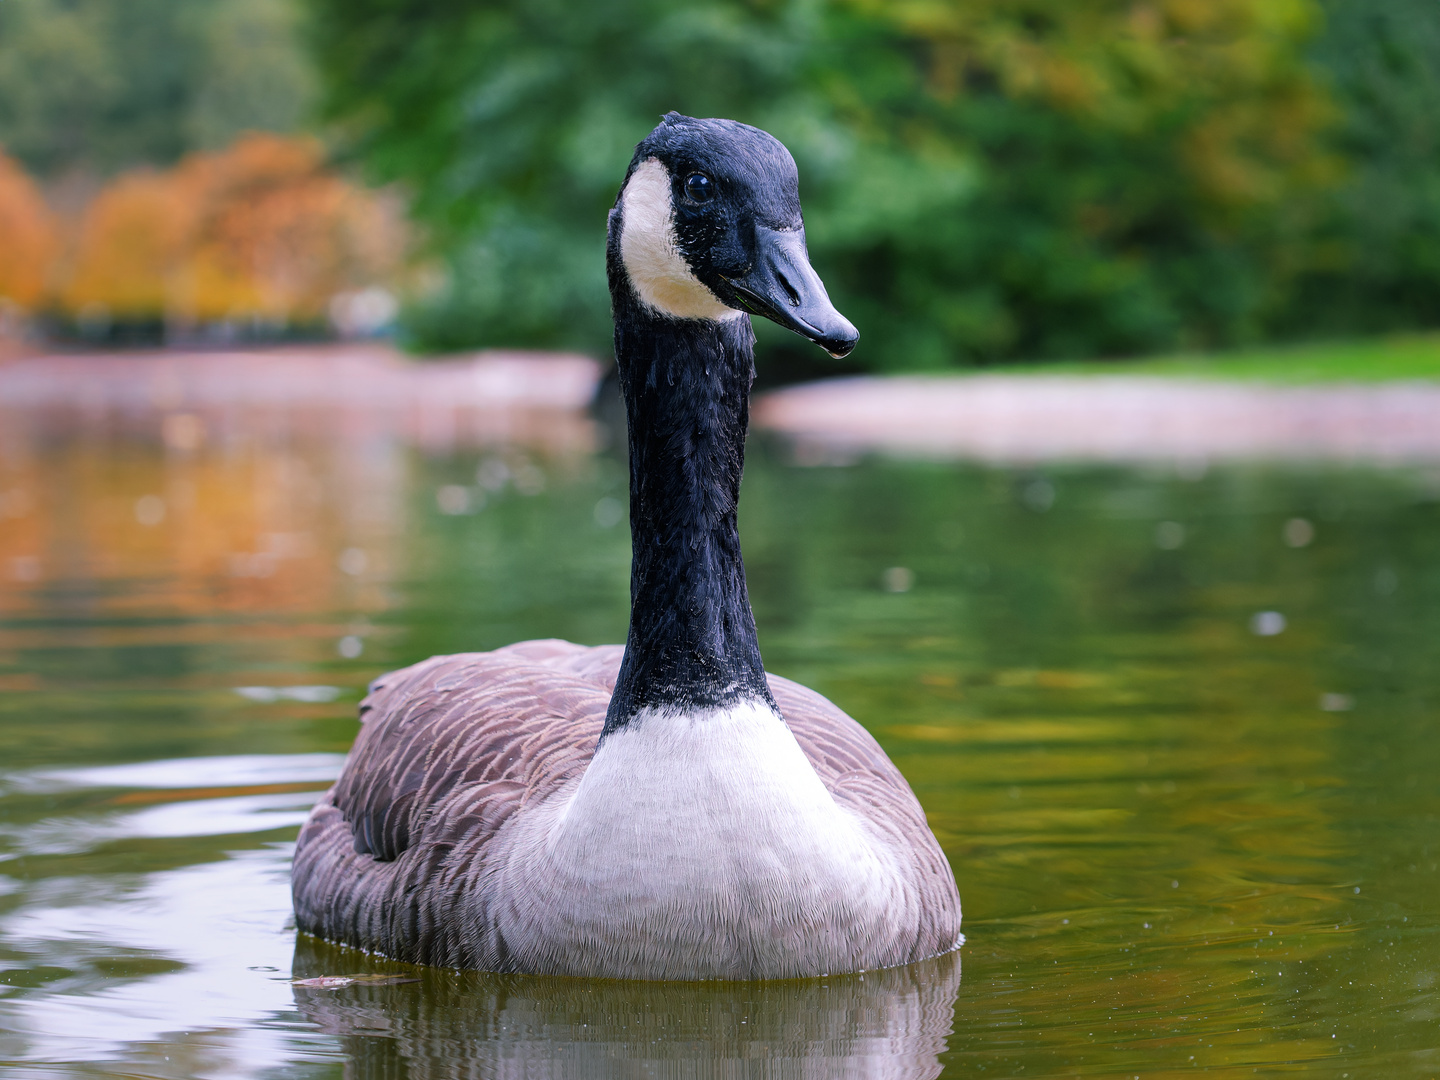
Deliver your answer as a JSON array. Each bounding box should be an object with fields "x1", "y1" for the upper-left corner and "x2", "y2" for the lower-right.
[{"x1": 1, "y1": 398, "x2": 1438, "y2": 1078}]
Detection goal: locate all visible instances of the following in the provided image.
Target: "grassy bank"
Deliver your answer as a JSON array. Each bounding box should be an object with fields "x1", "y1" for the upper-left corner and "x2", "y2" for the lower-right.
[{"x1": 990, "y1": 334, "x2": 1440, "y2": 383}]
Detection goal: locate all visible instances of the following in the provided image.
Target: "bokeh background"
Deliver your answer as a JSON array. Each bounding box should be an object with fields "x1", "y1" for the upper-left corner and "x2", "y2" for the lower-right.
[{"x1": 3, "y1": 0, "x2": 1440, "y2": 376}]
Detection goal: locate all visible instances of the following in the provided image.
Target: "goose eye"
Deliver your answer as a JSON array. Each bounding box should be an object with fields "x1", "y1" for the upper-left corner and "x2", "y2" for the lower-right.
[{"x1": 684, "y1": 173, "x2": 715, "y2": 203}]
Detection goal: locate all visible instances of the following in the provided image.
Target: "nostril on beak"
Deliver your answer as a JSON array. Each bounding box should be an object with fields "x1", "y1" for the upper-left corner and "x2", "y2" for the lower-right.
[{"x1": 777, "y1": 270, "x2": 801, "y2": 308}]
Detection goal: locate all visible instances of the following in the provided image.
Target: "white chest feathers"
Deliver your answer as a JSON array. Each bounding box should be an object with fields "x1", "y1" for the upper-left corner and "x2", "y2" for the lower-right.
[
  {"x1": 619, "y1": 158, "x2": 746, "y2": 322},
  {"x1": 490, "y1": 699, "x2": 909, "y2": 979}
]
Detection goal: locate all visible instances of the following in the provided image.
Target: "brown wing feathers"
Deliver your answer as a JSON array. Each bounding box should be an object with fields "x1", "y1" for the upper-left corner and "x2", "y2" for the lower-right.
[{"x1": 332, "y1": 643, "x2": 617, "y2": 863}]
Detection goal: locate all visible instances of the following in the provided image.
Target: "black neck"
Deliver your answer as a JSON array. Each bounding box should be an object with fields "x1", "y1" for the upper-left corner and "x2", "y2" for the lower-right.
[{"x1": 602, "y1": 288, "x2": 774, "y2": 733}]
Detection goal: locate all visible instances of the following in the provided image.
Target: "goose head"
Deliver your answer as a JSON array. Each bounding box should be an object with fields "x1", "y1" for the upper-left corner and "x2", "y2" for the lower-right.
[{"x1": 610, "y1": 112, "x2": 859, "y2": 359}]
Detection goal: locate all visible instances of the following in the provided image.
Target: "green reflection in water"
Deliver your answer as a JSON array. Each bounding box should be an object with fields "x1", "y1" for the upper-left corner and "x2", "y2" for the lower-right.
[{"x1": 0, "y1": 427, "x2": 1437, "y2": 1078}]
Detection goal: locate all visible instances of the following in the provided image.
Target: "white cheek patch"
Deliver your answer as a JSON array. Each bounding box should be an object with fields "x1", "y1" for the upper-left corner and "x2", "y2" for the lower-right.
[{"x1": 619, "y1": 158, "x2": 745, "y2": 322}]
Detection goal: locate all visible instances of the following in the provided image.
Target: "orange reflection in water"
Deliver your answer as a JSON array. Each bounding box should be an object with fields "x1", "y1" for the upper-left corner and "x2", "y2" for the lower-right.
[{"x1": 0, "y1": 347, "x2": 601, "y2": 623}]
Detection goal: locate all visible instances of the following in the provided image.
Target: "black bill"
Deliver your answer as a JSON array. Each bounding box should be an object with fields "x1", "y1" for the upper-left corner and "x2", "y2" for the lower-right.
[{"x1": 721, "y1": 225, "x2": 859, "y2": 359}]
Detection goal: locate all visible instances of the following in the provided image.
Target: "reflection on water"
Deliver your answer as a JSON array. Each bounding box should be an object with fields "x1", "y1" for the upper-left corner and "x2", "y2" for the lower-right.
[
  {"x1": 3, "y1": 847, "x2": 298, "y2": 1070},
  {"x1": 0, "y1": 374, "x2": 1438, "y2": 1077},
  {"x1": 293, "y1": 938, "x2": 960, "y2": 1078}
]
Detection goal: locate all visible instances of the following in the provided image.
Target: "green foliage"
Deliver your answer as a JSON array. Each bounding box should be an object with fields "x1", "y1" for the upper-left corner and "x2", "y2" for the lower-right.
[
  {"x1": 1286, "y1": 0, "x2": 1440, "y2": 334},
  {"x1": 9, "y1": 0, "x2": 1440, "y2": 368},
  {"x1": 822, "y1": 0, "x2": 1333, "y2": 368},
  {"x1": 305, "y1": 0, "x2": 829, "y2": 357},
  {"x1": 0, "y1": 0, "x2": 313, "y2": 178},
  {"x1": 304, "y1": 0, "x2": 1339, "y2": 370},
  {"x1": 187, "y1": 0, "x2": 317, "y2": 152}
]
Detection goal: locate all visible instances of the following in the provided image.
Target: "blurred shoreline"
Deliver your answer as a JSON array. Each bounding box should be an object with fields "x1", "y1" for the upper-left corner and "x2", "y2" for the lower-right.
[
  {"x1": 0, "y1": 344, "x2": 602, "y2": 456},
  {"x1": 5, "y1": 345, "x2": 1440, "y2": 464}
]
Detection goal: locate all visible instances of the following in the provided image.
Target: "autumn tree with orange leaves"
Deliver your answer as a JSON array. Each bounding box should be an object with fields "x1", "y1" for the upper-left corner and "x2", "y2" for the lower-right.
[
  {"x1": 63, "y1": 134, "x2": 406, "y2": 333},
  {"x1": 0, "y1": 150, "x2": 60, "y2": 314}
]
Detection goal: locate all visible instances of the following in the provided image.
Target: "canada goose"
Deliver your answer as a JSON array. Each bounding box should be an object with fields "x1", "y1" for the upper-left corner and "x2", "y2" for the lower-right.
[{"x1": 292, "y1": 113, "x2": 963, "y2": 979}]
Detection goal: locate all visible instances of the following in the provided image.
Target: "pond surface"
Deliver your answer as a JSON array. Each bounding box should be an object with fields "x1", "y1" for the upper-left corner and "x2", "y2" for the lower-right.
[{"x1": 0, "y1": 398, "x2": 1437, "y2": 1078}]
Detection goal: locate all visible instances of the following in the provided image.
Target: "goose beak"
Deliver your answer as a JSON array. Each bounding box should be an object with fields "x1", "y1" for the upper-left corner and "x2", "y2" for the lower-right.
[{"x1": 722, "y1": 225, "x2": 859, "y2": 359}]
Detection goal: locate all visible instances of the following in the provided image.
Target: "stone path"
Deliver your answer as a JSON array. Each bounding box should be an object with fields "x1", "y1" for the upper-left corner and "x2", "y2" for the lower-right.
[{"x1": 753, "y1": 375, "x2": 1440, "y2": 464}]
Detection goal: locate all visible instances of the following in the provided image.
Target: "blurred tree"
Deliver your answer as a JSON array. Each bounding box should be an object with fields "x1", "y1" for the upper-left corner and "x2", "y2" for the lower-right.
[
  {"x1": 63, "y1": 135, "x2": 406, "y2": 334},
  {"x1": 303, "y1": 0, "x2": 824, "y2": 358},
  {"x1": 830, "y1": 0, "x2": 1335, "y2": 367},
  {"x1": 188, "y1": 0, "x2": 318, "y2": 151},
  {"x1": 0, "y1": 149, "x2": 60, "y2": 311},
  {"x1": 302, "y1": 0, "x2": 1334, "y2": 370},
  {"x1": 1287, "y1": 0, "x2": 1440, "y2": 334},
  {"x1": 0, "y1": 0, "x2": 128, "y2": 177},
  {"x1": 0, "y1": 0, "x2": 314, "y2": 179},
  {"x1": 61, "y1": 168, "x2": 177, "y2": 326},
  {"x1": 11, "y1": 0, "x2": 1434, "y2": 365}
]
